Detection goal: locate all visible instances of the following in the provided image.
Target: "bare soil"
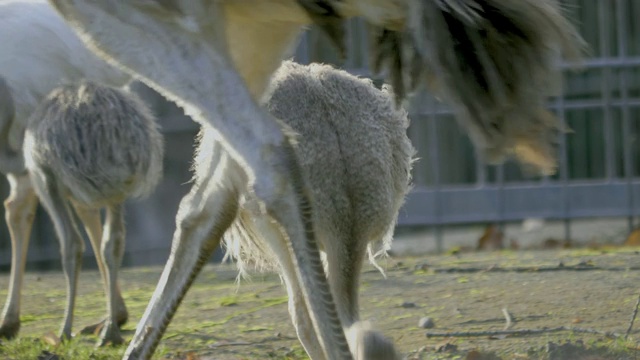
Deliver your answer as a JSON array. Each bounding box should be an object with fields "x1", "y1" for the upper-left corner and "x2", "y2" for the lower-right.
[{"x1": 2, "y1": 247, "x2": 640, "y2": 359}]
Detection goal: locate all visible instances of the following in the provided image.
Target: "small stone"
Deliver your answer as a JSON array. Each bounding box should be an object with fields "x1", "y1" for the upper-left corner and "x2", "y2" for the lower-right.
[
  {"x1": 401, "y1": 301, "x2": 417, "y2": 308},
  {"x1": 418, "y1": 317, "x2": 435, "y2": 329}
]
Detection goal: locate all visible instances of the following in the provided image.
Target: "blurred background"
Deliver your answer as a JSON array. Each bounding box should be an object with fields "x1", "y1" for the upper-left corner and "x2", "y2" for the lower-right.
[{"x1": 1, "y1": 0, "x2": 640, "y2": 270}]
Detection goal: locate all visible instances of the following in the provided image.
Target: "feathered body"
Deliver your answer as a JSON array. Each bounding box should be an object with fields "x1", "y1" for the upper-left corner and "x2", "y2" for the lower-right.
[
  {"x1": 205, "y1": 61, "x2": 413, "y2": 359},
  {"x1": 309, "y1": 0, "x2": 585, "y2": 175},
  {"x1": 222, "y1": 61, "x2": 414, "y2": 277},
  {"x1": 24, "y1": 81, "x2": 163, "y2": 207},
  {"x1": 23, "y1": 80, "x2": 163, "y2": 345},
  {"x1": 0, "y1": 0, "x2": 134, "y2": 345}
]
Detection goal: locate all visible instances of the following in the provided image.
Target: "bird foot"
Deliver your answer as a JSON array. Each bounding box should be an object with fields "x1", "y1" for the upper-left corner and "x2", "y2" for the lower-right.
[
  {"x1": 96, "y1": 321, "x2": 124, "y2": 347},
  {"x1": 0, "y1": 320, "x2": 19, "y2": 339}
]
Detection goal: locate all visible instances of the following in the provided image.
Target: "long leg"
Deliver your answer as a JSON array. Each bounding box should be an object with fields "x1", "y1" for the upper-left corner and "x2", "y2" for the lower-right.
[
  {"x1": 96, "y1": 203, "x2": 126, "y2": 346},
  {"x1": 29, "y1": 168, "x2": 84, "y2": 340},
  {"x1": 324, "y1": 231, "x2": 399, "y2": 360},
  {"x1": 48, "y1": 2, "x2": 351, "y2": 359},
  {"x1": 0, "y1": 173, "x2": 38, "y2": 338},
  {"x1": 72, "y1": 204, "x2": 128, "y2": 335},
  {"x1": 246, "y1": 215, "x2": 325, "y2": 359},
  {"x1": 325, "y1": 238, "x2": 365, "y2": 329},
  {"x1": 124, "y1": 142, "x2": 241, "y2": 359}
]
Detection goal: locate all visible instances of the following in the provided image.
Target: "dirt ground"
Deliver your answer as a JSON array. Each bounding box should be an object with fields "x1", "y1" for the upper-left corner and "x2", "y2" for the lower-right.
[{"x1": 2, "y1": 247, "x2": 640, "y2": 359}]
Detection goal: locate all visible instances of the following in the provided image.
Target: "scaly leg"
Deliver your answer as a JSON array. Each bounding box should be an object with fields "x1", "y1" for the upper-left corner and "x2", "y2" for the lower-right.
[
  {"x1": 72, "y1": 204, "x2": 128, "y2": 335},
  {"x1": 97, "y1": 203, "x2": 126, "y2": 347},
  {"x1": 124, "y1": 141, "x2": 241, "y2": 359},
  {"x1": 0, "y1": 173, "x2": 38, "y2": 339},
  {"x1": 325, "y1": 235, "x2": 399, "y2": 360},
  {"x1": 247, "y1": 214, "x2": 326, "y2": 360},
  {"x1": 29, "y1": 168, "x2": 84, "y2": 340}
]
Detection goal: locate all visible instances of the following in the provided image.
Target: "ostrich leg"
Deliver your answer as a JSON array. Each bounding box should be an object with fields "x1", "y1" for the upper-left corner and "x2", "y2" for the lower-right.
[
  {"x1": 72, "y1": 204, "x2": 129, "y2": 336},
  {"x1": 0, "y1": 174, "x2": 38, "y2": 339},
  {"x1": 29, "y1": 168, "x2": 84, "y2": 341},
  {"x1": 125, "y1": 141, "x2": 241, "y2": 358},
  {"x1": 97, "y1": 203, "x2": 126, "y2": 346}
]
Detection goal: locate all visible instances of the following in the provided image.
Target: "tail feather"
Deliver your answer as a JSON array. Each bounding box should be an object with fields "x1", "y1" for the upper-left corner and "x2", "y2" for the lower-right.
[{"x1": 371, "y1": 0, "x2": 585, "y2": 175}]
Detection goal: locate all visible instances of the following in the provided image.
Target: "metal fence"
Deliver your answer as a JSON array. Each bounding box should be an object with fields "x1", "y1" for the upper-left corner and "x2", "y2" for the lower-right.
[
  {"x1": 1, "y1": 0, "x2": 638, "y2": 269},
  {"x1": 293, "y1": 0, "x2": 640, "y2": 249}
]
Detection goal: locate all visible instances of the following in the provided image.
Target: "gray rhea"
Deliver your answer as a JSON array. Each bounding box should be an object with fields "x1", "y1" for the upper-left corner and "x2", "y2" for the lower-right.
[
  {"x1": 23, "y1": 81, "x2": 163, "y2": 345},
  {"x1": 220, "y1": 61, "x2": 415, "y2": 360},
  {"x1": 0, "y1": 1, "x2": 132, "y2": 342}
]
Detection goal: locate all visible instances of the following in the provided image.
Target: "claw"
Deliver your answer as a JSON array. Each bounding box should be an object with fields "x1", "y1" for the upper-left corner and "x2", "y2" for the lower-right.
[
  {"x1": 80, "y1": 313, "x2": 128, "y2": 335},
  {"x1": 96, "y1": 321, "x2": 124, "y2": 347}
]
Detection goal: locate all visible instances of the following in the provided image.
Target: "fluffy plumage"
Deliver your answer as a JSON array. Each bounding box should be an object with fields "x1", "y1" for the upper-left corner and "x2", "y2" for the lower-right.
[
  {"x1": 24, "y1": 81, "x2": 163, "y2": 206},
  {"x1": 221, "y1": 60, "x2": 414, "y2": 359},
  {"x1": 223, "y1": 60, "x2": 414, "y2": 276},
  {"x1": 368, "y1": 0, "x2": 585, "y2": 175},
  {"x1": 22, "y1": 80, "x2": 163, "y2": 345}
]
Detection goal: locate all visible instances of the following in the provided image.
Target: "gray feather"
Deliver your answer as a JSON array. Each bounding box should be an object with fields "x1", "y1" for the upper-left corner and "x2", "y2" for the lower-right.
[
  {"x1": 371, "y1": 0, "x2": 585, "y2": 175},
  {"x1": 222, "y1": 61, "x2": 415, "y2": 278},
  {"x1": 25, "y1": 81, "x2": 164, "y2": 206}
]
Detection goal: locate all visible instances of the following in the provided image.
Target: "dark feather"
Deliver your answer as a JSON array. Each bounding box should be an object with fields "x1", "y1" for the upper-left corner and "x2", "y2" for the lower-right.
[
  {"x1": 296, "y1": 0, "x2": 346, "y2": 59},
  {"x1": 371, "y1": 0, "x2": 585, "y2": 175},
  {"x1": 368, "y1": 26, "x2": 427, "y2": 108}
]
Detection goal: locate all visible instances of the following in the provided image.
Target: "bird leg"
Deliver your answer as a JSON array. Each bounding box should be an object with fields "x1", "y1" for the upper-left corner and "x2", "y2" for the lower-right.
[
  {"x1": 96, "y1": 203, "x2": 127, "y2": 347},
  {"x1": 0, "y1": 173, "x2": 38, "y2": 339},
  {"x1": 72, "y1": 204, "x2": 128, "y2": 336}
]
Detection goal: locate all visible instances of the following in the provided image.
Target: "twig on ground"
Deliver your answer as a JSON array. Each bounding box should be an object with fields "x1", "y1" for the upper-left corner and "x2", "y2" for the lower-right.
[
  {"x1": 209, "y1": 341, "x2": 253, "y2": 348},
  {"x1": 432, "y1": 264, "x2": 640, "y2": 274},
  {"x1": 208, "y1": 334, "x2": 298, "y2": 349},
  {"x1": 426, "y1": 326, "x2": 623, "y2": 339},
  {"x1": 456, "y1": 314, "x2": 547, "y2": 326},
  {"x1": 625, "y1": 290, "x2": 640, "y2": 339},
  {"x1": 502, "y1": 308, "x2": 514, "y2": 330}
]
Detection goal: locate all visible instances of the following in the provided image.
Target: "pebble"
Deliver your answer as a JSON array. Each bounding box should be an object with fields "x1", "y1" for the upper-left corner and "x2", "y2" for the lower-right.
[
  {"x1": 401, "y1": 301, "x2": 417, "y2": 308},
  {"x1": 418, "y1": 316, "x2": 435, "y2": 329}
]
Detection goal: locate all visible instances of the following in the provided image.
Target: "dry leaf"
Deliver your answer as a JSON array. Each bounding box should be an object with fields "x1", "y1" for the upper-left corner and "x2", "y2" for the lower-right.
[{"x1": 41, "y1": 332, "x2": 61, "y2": 347}]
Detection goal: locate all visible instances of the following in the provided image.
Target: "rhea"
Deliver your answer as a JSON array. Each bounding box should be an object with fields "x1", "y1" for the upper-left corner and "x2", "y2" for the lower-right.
[
  {"x1": 23, "y1": 81, "x2": 163, "y2": 345},
  {"x1": 0, "y1": 0, "x2": 132, "y2": 344},
  {"x1": 47, "y1": 0, "x2": 584, "y2": 359}
]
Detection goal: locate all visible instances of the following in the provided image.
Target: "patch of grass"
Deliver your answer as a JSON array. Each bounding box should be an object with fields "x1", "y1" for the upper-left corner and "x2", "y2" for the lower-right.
[
  {"x1": 19, "y1": 313, "x2": 60, "y2": 325},
  {"x1": 0, "y1": 337, "x2": 124, "y2": 360},
  {"x1": 219, "y1": 296, "x2": 239, "y2": 307}
]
